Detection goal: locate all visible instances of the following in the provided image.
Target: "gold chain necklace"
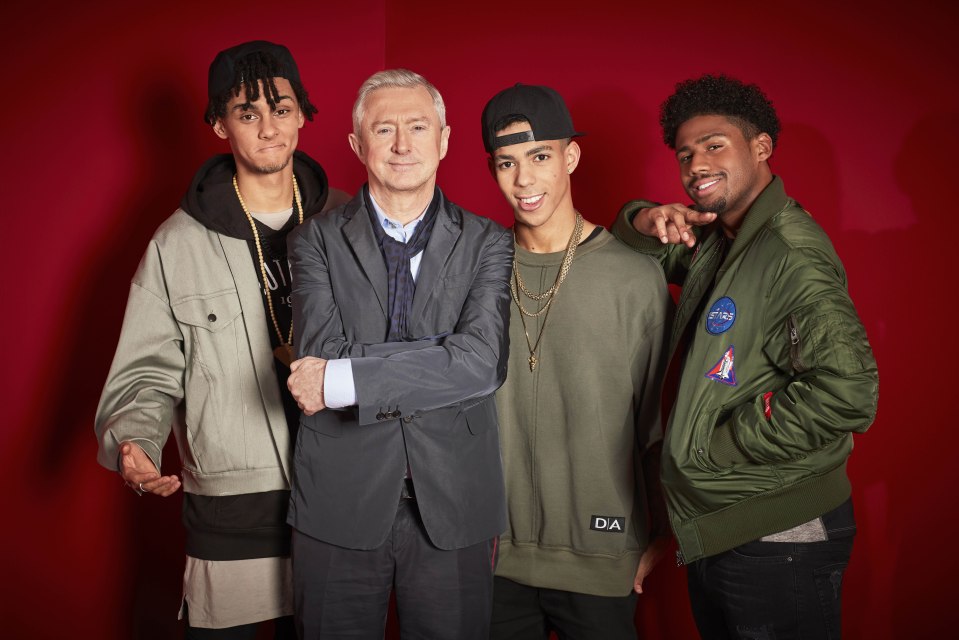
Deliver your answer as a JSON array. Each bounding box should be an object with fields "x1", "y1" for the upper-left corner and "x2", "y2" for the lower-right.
[
  {"x1": 512, "y1": 212, "x2": 583, "y2": 307},
  {"x1": 511, "y1": 212, "x2": 584, "y2": 371},
  {"x1": 233, "y1": 173, "x2": 303, "y2": 367}
]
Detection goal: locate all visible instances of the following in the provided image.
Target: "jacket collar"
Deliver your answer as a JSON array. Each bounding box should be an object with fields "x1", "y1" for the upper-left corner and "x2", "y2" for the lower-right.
[
  {"x1": 341, "y1": 186, "x2": 462, "y2": 322},
  {"x1": 668, "y1": 176, "x2": 789, "y2": 355},
  {"x1": 721, "y1": 175, "x2": 788, "y2": 276}
]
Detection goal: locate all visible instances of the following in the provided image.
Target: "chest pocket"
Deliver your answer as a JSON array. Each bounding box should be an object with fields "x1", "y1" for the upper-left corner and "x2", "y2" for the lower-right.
[
  {"x1": 171, "y1": 290, "x2": 244, "y2": 375},
  {"x1": 170, "y1": 290, "x2": 247, "y2": 472},
  {"x1": 413, "y1": 272, "x2": 474, "y2": 335}
]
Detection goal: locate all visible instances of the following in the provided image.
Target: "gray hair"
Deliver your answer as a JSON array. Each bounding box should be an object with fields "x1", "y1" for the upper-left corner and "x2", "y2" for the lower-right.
[{"x1": 352, "y1": 68, "x2": 447, "y2": 135}]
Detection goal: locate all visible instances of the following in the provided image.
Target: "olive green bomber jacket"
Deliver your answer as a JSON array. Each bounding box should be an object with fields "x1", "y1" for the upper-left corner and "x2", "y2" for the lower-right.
[{"x1": 612, "y1": 177, "x2": 878, "y2": 562}]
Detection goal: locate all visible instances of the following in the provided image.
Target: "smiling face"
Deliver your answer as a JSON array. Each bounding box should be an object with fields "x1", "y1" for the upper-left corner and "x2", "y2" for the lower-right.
[
  {"x1": 490, "y1": 121, "x2": 579, "y2": 233},
  {"x1": 675, "y1": 114, "x2": 772, "y2": 230},
  {"x1": 348, "y1": 85, "x2": 450, "y2": 201},
  {"x1": 213, "y1": 77, "x2": 305, "y2": 176}
]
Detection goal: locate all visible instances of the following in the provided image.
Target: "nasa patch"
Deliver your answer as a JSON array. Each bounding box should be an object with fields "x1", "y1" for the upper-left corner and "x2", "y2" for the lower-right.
[
  {"x1": 705, "y1": 345, "x2": 737, "y2": 386},
  {"x1": 706, "y1": 297, "x2": 737, "y2": 335}
]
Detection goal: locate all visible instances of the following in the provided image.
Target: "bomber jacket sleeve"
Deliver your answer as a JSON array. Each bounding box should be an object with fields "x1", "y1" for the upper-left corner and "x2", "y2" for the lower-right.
[
  {"x1": 94, "y1": 243, "x2": 184, "y2": 474},
  {"x1": 290, "y1": 219, "x2": 513, "y2": 426},
  {"x1": 709, "y1": 246, "x2": 879, "y2": 466}
]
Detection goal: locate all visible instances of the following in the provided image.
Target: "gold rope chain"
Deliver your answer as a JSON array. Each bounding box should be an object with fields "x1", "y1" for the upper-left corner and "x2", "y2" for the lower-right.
[
  {"x1": 510, "y1": 212, "x2": 584, "y2": 318},
  {"x1": 232, "y1": 173, "x2": 303, "y2": 347},
  {"x1": 511, "y1": 212, "x2": 585, "y2": 371}
]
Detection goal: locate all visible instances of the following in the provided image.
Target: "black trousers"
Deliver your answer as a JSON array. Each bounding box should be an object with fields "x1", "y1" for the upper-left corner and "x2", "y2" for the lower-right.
[
  {"x1": 293, "y1": 498, "x2": 496, "y2": 639},
  {"x1": 687, "y1": 536, "x2": 854, "y2": 640},
  {"x1": 490, "y1": 576, "x2": 638, "y2": 640}
]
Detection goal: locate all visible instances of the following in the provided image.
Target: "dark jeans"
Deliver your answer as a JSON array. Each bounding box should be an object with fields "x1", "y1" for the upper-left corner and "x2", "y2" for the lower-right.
[
  {"x1": 293, "y1": 499, "x2": 497, "y2": 639},
  {"x1": 490, "y1": 576, "x2": 638, "y2": 640},
  {"x1": 687, "y1": 536, "x2": 854, "y2": 640}
]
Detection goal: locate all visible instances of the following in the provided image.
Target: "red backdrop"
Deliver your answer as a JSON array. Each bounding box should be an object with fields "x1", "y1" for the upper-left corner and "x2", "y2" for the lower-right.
[{"x1": 1, "y1": 0, "x2": 955, "y2": 637}]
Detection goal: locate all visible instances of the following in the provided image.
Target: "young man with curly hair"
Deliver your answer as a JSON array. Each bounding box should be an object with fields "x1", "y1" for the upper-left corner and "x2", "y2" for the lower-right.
[
  {"x1": 613, "y1": 75, "x2": 878, "y2": 639},
  {"x1": 96, "y1": 41, "x2": 346, "y2": 638}
]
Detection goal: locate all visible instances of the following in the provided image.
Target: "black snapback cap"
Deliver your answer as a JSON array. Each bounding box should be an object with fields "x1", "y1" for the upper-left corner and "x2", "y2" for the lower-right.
[
  {"x1": 481, "y1": 83, "x2": 584, "y2": 153},
  {"x1": 208, "y1": 40, "x2": 302, "y2": 99}
]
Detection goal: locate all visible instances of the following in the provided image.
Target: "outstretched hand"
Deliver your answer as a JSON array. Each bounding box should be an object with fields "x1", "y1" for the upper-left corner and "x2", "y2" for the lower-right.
[
  {"x1": 119, "y1": 441, "x2": 181, "y2": 497},
  {"x1": 633, "y1": 203, "x2": 717, "y2": 248}
]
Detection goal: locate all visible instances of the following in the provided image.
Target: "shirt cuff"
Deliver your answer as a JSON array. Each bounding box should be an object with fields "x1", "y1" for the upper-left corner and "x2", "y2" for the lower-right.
[{"x1": 323, "y1": 358, "x2": 356, "y2": 408}]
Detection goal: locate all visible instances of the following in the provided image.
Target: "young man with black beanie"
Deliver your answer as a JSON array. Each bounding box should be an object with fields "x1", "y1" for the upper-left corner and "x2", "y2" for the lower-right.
[
  {"x1": 95, "y1": 40, "x2": 346, "y2": 638},
  {"x1": 482, "y1": 83, "x2": 672, "y2": 639}
]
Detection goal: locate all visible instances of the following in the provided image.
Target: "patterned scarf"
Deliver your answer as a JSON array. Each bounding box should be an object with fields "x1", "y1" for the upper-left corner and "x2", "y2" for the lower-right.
[{"x1": 365, "y1": 185, "x2": 440, "y2": 341}]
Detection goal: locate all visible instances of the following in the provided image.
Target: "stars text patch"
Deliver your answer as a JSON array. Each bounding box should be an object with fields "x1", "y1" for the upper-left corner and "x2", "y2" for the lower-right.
[{"x1": 706, "y1": 297, "x2": 737, "y2": 335}]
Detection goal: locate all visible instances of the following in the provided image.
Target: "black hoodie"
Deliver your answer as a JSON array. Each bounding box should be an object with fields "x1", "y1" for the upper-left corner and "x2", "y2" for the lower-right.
[
  {"x1": 178, "y1": 150, "x2": 328, "y2": 562},
  {"x1": 180, "y1": 149, "x2": 329, "y2": 237}
]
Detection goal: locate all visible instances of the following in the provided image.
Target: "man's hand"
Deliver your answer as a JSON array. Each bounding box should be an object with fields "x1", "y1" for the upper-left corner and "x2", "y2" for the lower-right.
[
  {"x1": 288, "y1": 356, "x2": 328, "y2": 416},
  {"x1": 119, "y1": 442, "x2": 181, "y2": 497},
  {"x1": 633, "y1": 536, "x2": 670, "y2": 594},
  {"x1": 632, "y1": 203, "x2": 717, "y2": 248}
]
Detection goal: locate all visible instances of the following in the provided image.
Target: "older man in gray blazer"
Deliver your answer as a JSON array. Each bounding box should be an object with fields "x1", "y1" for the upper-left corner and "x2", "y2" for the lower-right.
[{"x1": 286, "y1": 69, "x2": 512, "y2": 639}]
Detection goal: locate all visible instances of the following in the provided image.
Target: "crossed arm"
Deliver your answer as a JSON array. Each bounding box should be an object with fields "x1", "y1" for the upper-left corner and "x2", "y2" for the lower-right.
[{"x1": 287, "y1": 221, "x2": 513, "y2": 422}]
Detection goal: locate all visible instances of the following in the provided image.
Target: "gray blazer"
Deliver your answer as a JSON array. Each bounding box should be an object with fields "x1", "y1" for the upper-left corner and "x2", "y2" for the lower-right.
[{"x1": 287, "y1": 189, "x2": 512, "y2": 550}]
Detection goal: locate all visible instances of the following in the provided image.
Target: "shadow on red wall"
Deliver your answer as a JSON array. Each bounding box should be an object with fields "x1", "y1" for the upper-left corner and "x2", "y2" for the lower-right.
[{"x1": 21, "y1": 62, "x2": 207, "y2": 638}]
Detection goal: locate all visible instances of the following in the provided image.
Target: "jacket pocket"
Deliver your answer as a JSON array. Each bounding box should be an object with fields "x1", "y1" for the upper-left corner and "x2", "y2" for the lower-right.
[
  {"x1": 464, "y1": 395, "x2": 495, "y2": 435},
  {"x1": 416, "y1": 273, "x2": 475, "y2": 335},
  {"x1": 172, "y1": 291, "x2": 243, "y2": 349},
  {"x1": 785, "y1": 307, "x2": 871, "y2": 377},
  {"x1": 172, "y1": 291, "x2": 245, "y2": 472},
  {"x1": 299, "y1": 410, "x2": 350, "y2": 438},
  {"x1": 692, "y1": 406, "x2": 735, "y2": 474}
]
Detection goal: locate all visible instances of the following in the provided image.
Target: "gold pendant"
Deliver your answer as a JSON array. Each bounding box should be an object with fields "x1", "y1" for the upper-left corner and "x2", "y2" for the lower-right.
[
  {"x1": 528, "y1": 353, "x2": 537, "y2": 372},
  {"x1": 274, "y1": 344, "x2": 294, "y2": 367}
]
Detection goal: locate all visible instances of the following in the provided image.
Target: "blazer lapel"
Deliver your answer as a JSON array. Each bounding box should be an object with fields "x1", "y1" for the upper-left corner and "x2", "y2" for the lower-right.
[
  {"x1": 410, "y1": 204, "x2": 461, "y2": 322},
  {"x1": 342, "y1": 201, "x2": 389, "y2": 317}
]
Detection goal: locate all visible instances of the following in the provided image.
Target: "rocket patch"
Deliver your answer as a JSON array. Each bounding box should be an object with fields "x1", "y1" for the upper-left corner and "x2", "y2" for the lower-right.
[{"x1": 705, "y1": 345, "x2": 737, "y2": 386}]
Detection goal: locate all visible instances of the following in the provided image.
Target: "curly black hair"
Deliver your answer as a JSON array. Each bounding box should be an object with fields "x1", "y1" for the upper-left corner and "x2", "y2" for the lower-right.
[
  {"x1": 659, "y1": 74, "x2": 780, "y2": 149},
  {"x1": 203, "y1": 51, "x2": 318, "y2": 125}
]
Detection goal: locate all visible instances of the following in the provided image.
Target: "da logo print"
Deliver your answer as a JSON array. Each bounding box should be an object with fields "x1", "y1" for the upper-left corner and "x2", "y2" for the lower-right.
[{"x1": 590, "y1": 515, "x2": 626, "y2": 533}]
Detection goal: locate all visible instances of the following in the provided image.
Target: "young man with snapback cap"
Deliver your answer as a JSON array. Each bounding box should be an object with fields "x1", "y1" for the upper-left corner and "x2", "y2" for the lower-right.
[
  {"x1": 95, "y1": 41, "x2": 346, "y2": 638},
  {"x1": 481, "y1": 83, "x2": 672, "y2": 639}
]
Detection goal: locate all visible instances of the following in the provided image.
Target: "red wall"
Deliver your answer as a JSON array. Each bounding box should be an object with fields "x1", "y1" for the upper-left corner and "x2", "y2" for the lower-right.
[{"x1": 1, "y1": 0, "x2": 955, "y2": 637}]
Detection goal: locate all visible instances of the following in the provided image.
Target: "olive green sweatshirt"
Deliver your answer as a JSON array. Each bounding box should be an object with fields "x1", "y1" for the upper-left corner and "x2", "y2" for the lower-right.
[{"x1": 495, "y1": 229, "x2": 671, "y2": 597}]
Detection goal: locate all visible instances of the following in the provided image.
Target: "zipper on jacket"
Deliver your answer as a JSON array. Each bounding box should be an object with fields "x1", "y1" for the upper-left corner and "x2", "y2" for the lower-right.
[{"x1": 787, "y1": 314, "x2": 807, "y2": 372}]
